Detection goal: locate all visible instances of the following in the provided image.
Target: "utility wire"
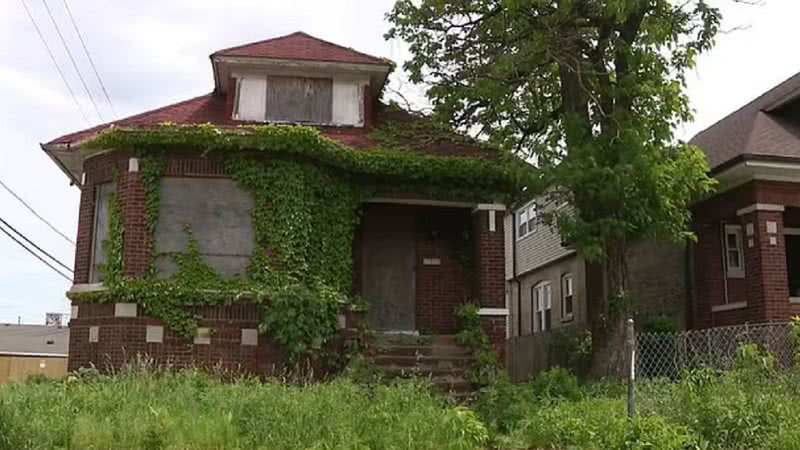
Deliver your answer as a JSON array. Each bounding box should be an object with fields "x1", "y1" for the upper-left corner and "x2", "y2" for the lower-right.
[
  {"x1": 0, "y1": 221, "x2": 72, "y2": 282},
  {"x1": 0, "y1": 216, "x2": 73, "y2": 273},
  {"x1": 40, "y1": 0, "x2": 105, "y2": 122},
  {"x1": 19, "y1": 0, "x2": 90, "y2": 125},
  {"x1": 0, "y1": 178, "x2": 75, "y2": 245},
  {"x1": 60, "y1": 0, "x2": 117, "y2": 118}
]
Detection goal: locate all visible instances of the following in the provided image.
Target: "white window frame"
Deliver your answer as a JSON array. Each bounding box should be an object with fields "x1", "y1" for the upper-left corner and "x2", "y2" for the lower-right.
[
  {"x1": 532, "y1": 282, "x2": 552, "y2": 333},
  {"x1": 724, "y1": 224, "x2": 745, "y2": 279},
  {"x1": 561, "y1": 273, "x2": 574, "y2": 321},
  {"x1": 517, "y1": 202, "x2": 539, "y2": 240}
]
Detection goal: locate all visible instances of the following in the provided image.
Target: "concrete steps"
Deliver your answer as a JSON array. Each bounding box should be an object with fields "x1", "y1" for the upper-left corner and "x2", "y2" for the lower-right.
[{"x1": 365, "y1": 334, "x2": 476, "y2": 402}]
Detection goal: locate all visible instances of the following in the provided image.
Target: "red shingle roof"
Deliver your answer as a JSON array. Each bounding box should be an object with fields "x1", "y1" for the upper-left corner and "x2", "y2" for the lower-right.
[
  {"x1": 46, "y1": 94, "x2": 496, "y2": 159},
  {"x1": 690, "y1": 72, "x2": 800, "y2": 171},
  {"x1": 212, "y1": 31, "x2": 391, "y2": 67}
]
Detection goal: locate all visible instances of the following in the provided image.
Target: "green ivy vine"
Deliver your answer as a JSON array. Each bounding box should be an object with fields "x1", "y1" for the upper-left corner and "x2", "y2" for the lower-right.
[
  {"x1": 139, "y1": 154, "x2": 167, "y2": 278},
  {"x1": 81, "y1": 123, "x2": 536, "y2": 203},
  {"x1": 97, "y1": 193, "x2": 123, "y2": 283},
  {"x1": 71, "y1": 123, "x2": 529, "y2": 364},
  {"x1": 455, "y1": 303, "x2": 501, "y2": 385}
]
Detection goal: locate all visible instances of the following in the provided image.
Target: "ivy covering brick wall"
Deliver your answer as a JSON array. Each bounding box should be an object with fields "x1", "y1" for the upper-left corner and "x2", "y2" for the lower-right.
[{"x1": 69, "y1": 123, "x2": 532, "y2": 363}]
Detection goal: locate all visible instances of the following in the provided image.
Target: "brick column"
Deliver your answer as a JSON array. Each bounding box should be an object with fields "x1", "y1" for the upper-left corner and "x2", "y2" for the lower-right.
[
  {"x1": 472, "y1": 205, "x2": 508, "y2": 358},
  {"x1": 119, "y1": 158, "x2": 151, "y2": 277},
  {"x1": 739, "y1": 207, "x2": 790, "y2": 322}
]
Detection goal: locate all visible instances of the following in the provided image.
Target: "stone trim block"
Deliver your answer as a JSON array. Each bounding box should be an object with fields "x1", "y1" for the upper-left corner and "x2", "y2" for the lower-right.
[
  {"x1": 146, "y1": 326, "x2": 164, "y2": 343},
  {"x1": 114, "y1": 303, "x2": 137, "y2": 317},
  {"x1": 241, "y1": 328, "x2": 258, "y2": 346}
]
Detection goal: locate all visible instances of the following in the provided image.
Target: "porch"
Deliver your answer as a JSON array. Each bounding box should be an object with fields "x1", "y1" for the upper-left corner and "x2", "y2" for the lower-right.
[
  {"x1": 692, "y1": 180, "x2": 800, "y2": 327},
  {"x1": 351, "y1": 199, "x2": 508, "y2": 345}
]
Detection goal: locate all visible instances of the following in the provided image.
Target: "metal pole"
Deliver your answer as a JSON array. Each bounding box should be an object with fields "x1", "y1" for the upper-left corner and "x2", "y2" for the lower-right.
[{"x1": 626, "y1": 318, "x2": 636, "y2": 418}]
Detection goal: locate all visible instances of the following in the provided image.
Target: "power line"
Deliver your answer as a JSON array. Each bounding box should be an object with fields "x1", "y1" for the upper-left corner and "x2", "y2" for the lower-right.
[
  {"x1": 0, "y1": 216, "x2": 73, "y2": 273},
  {"x1": 40, "y1": 0, "x2": 105, "y2": 122},
  {"x1": 0, "y1": 221, "x2": 72, "y2": 282},
  {"x1": 0, "y1": 178, "x2": 75, "y2": 245},
  {"x1": 19, "y1": 0, "x2": 90, "y2": 125},
  {"x1": 61, "y1": 0, "x2": 116, "y2": 118}
]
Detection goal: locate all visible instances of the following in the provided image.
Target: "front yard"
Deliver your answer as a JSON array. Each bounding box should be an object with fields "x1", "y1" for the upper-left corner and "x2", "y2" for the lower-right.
[{"x1": 2, "y1": 344, "x2": 800, "y2": 450}]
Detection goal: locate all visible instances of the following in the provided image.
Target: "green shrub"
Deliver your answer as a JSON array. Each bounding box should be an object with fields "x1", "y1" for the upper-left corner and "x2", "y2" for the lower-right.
[
  {"x1": 473, "y1": 375, "x2": 538, "y2": 433},
  {"x1": 530, "y1": 367, "x2": 583, "y2": 401}
]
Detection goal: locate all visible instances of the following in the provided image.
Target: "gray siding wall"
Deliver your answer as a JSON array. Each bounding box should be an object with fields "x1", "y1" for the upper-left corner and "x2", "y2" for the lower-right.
[
  {"x1": 509, "y1": 255, "x2": 587, "y2": 337},
  {"x1": 155, "y1": 178, "x2": 255, "y2": 278},
  {"x1": 505, "y1": 197, "x2": 688, "y2": 335},
  {"x1": 505, "y1": 201, "x2": 575, "y2": 280}
]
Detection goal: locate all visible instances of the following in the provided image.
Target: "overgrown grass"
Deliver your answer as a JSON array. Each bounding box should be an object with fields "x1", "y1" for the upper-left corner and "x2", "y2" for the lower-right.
[
  {"x1": 4, "y1": 344, "x2": 800, "y2": 449},
  {"x1": 473, "y1": 348, "x2": 800, "y2": 450},
  {"x1": 0, "y1": 369, "x2": 487, "y2": 450}
]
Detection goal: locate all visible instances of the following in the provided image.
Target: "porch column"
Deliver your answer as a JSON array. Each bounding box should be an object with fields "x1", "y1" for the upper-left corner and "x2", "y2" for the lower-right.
[
  {"x1": 737, "y1": 203, "x2": 790, "y2": 322},
  {"x1": 472, "y1": 204, "x2": 508, "y2": 359}
]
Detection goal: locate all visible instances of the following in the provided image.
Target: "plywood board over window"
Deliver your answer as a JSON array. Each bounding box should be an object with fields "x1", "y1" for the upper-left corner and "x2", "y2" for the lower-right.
[
  {"x1": 90, "y1": 182, "x2": 116, "y2": 283},
  {"x1": 154, "y1": 178, "x2": 255, "y2": 278},
  {"x1": 266, "y1": 76, "x2": 333, "y2": 124}
]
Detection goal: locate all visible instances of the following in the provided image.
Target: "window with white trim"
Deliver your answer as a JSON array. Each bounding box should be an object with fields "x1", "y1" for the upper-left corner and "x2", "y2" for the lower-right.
[
  {"x1": 517, "y1": 202, "x2": 538, "y2": 239},
  {"x1": 532, "y1": 282, "x2": 552, "y2": 332},
  {"x1": 724, "y1": 224, "x2": 745, "y2": 278},
  {"x1": 561, "y1": 274, "x2": 574, "y2": 321},
  {"x1": 234, "y1": 75, "x2": 364, "y2": 125}
]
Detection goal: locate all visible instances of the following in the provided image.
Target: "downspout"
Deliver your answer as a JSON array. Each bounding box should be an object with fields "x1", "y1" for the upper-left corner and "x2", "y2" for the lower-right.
[{"x1": 511, "y1": 210, "x2": 523, "y2": 336}]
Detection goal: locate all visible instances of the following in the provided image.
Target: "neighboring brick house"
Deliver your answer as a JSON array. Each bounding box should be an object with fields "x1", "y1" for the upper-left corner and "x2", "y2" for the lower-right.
[
  {"x1": 43, "y1": 32, "x2": 512, "y2": 373},
  {"x1": 505, "y1": 72, "x2": 800, "y2": 336}
]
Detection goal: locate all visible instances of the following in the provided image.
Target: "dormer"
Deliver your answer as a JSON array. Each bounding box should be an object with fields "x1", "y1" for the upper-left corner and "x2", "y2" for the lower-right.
[{"x1": 210, "y1": 32, "x2": 393, "y2": 127}]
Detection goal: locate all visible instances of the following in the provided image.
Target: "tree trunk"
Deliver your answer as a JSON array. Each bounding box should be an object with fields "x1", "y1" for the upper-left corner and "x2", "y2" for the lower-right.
[{"x1": 588, "y1": 241, "x2": 630, "y2": 379}]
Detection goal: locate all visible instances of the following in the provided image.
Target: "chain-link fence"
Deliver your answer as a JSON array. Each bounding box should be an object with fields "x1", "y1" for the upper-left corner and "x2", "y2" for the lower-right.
[{"x1": 636, "y1": 322, "x2": 796, "y2": 379}]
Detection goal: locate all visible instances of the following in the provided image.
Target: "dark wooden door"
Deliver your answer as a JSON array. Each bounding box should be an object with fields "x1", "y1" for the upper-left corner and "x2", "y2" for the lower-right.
[{"x1": 362, "y1": 205, "x2": 416, "y2": 331}]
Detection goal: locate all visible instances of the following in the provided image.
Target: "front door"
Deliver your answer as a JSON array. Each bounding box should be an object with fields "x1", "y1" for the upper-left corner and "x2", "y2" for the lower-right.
[{"x1": 362, "y1": 205, "x2": 416, "y2": 332}]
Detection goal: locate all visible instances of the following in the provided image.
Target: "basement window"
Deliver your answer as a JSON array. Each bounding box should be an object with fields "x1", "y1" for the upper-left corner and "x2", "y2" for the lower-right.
[
  {"x1": 723, "y1": 225, "x2": 745, "y2": 279},
  {"x1": 532, "y1": 282, "x2": 552, "y2": 333}
]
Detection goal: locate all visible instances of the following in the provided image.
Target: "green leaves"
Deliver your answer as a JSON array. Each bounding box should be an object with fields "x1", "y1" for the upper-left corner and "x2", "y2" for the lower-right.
[{"x1": 82, "y1": 123, "x2": 533, "y2": 203}]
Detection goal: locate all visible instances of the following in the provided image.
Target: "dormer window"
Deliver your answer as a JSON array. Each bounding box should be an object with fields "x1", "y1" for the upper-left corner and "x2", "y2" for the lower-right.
[{"x1": 233, "y1": 75, "x2": 363, "y2": 126}]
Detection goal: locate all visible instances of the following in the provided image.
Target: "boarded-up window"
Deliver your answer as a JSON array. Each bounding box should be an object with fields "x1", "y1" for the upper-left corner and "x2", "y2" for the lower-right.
[
  {"x1": 266, "y1": 76, "x2": 333, "y2": 123},
  {"x1": 154, "y1": 178, "x2": 254, "y2": 278},
  {"x1": 90, "y1": 182, "x2": 116, "y2": 283},
  {"x1": 235, "y1": 77, "x2": 267, "y2": 121}
]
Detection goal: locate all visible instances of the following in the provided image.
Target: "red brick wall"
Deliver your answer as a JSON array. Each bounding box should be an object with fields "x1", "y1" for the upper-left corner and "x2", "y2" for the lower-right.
[
  {"x1": 473, "y1": 210, "x2": 505, "y2": 308},
  {"x1": 481, "y1": 316, "x2": 507, "y2": 361},
  {"x1": 415, "y1": 207, "x2": 473, "y2": 334},
  {"x1": 68, "y1": 302, "x2": 285, "y2": 374},
  {"x1": 691, "y1": 180, "x2": 797, "y2": 328},
  {"x1": 119, "y1": 170, "x2": 149, "y2": 277},
  {"x1": 72, "y1": 152, "x2": 491, "y2": 373}
]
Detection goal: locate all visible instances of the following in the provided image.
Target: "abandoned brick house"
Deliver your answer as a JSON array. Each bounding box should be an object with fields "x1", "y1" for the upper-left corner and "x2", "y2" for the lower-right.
[
  {"x1": 43, "y1": 32, "x2": 516, "y2": 375},
  {"x1": 505, "y1": 72, "x2": 800, "y2": 338}
]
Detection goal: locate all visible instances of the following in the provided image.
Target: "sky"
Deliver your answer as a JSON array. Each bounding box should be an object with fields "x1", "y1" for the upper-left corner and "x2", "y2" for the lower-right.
[{"x1": 0, "y1": 0, "x2": 797, "y2": 324}]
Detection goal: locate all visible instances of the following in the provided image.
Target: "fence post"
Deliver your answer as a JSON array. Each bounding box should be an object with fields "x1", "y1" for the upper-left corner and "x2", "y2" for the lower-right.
[{"x1": 626, "y1": 318, "x2": 636, "y2": 418}]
